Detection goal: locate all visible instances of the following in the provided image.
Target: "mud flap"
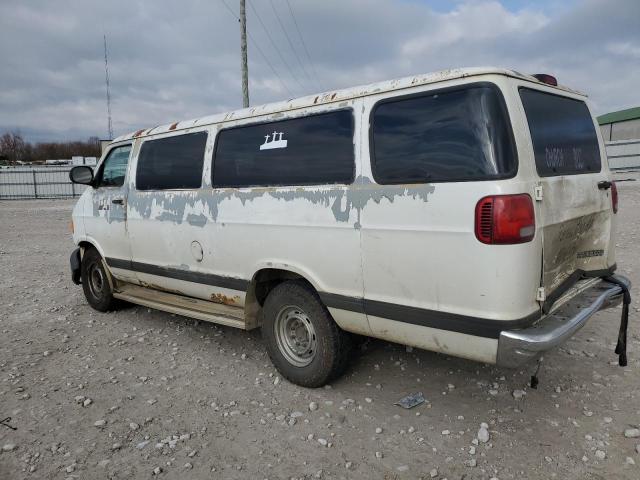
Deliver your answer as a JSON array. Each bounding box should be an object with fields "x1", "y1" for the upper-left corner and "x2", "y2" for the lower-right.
[
  {"x1": 70, "y1": 248, "x2": 82, "y2": 285},
  {"x1": 604, "y1": 276, "x2": 631, "y2": 366}
]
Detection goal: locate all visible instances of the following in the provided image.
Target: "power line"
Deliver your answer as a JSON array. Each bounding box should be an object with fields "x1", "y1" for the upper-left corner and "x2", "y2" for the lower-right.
[
  {"x1": 284, "y1": 0, "x2": 323, "y2": 91},
  {"x1": 220, "y1": 0, "x2": 237, "y2": 18},
  {"x1": 248, "y1": 0, "x2": 306, "y2": 93},
  {"x1": 247, "y1": 28, "x2": 293, "y2": 98},
  {"x1": 268, "y1": 0, "x2": 315, "y2": 91},
  {"x1": 219, "y1": 0, "x2": 293, "y2": 98}
]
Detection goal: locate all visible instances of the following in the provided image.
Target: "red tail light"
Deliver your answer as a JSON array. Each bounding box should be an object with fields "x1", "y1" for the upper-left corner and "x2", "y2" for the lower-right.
[
  {"x1": 475, "y1": 194, "x2": 535, "y2": 244},
  {"x1": 611, "y1": 181, "x2": 618, "y2": 213}
]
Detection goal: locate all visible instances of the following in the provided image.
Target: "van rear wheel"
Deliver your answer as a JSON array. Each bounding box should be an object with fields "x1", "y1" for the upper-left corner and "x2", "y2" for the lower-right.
[
  {"x1": 81, "y1": 247, "x2": 116, "y2": 312},
  {"x1": 262, "y1": 281, "x2": 352, "y2": 388}
]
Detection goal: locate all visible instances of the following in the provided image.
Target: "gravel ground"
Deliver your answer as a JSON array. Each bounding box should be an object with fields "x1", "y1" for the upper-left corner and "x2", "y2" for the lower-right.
[{"x1": 1, "y1": 172, "x2": 639, "y2": 480}]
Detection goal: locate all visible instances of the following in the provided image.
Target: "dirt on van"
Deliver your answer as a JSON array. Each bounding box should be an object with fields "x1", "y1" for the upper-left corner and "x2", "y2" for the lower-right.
[{"x1": 1, "y1": 171, "x2": 639, "y2": 480}]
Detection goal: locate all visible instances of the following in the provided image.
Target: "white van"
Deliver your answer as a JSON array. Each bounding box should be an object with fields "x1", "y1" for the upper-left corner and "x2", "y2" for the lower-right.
[{"x1": 69, "y1": 67, "x2": 630, "y2": 387}]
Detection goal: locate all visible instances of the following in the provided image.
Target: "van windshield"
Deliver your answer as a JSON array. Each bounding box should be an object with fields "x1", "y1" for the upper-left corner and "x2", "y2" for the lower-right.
[{"x1": 520, "y1": 88, "x2": 601, "y2": 176}]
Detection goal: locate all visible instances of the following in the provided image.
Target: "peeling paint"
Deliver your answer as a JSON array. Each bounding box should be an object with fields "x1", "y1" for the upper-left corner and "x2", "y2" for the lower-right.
[
  {"x1": 91, "y1": 194, "x2": 126, "y2": 224},
  {"x1": 126, "y1": 176, "x2": 436, "y2": 227},
  {"x1": 186, "y1": 213, "x2": 207, "y2": 227}
]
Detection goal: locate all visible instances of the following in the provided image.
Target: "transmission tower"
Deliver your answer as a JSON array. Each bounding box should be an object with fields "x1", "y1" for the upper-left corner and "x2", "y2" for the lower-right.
[{"x1": 103, "y1": 34, "x2": 114, "y2": 140}]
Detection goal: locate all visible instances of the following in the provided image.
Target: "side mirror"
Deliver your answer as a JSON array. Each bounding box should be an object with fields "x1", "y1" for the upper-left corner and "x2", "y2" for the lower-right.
[{"x1": 69, "y1": 166, "x2": 94, "y2": 186}]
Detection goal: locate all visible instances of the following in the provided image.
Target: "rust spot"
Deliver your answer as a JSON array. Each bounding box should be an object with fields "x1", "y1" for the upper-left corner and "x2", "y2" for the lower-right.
[
  {"x1": 140, "y1": 281, "x2": 185, "y2": 296},
  {"x1": 210, "y1": 293, "x2": 241, "y2": 306},
  {"x1": 133, "y1": 129, "x2": 145, "y2": 137},
  {"x1": 169, "y1": 122, "x2": 179, "y2": 130}
]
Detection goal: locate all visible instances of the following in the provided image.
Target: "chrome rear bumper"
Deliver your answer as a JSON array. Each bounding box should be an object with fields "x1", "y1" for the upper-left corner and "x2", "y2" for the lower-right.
[{"x1": 497, "y1": 275, "x2": 631, "y2": 367}]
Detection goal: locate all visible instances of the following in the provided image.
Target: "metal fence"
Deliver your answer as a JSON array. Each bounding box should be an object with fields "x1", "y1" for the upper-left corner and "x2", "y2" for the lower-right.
[
  {"x1": 606, "y1": 139, "x2": 640, "y2": 170},
  {"x1": 0, "y1": 166, "x2": 88, "y2": 200}
]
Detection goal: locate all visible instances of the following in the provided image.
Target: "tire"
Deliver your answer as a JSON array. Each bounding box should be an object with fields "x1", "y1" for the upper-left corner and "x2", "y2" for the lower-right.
[
  {"x1": 262, "y1": 281, "x2": 352, "y2": 387},
  {"x1": 80, "y1": 247, "x2": 116, "y2": 312}
]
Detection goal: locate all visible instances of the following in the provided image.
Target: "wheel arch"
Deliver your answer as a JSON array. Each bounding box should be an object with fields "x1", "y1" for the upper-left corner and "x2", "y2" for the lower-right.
[
  {"x1": 76, "y1": 236, "x2": 106, "y2": 259},
  {"x1": 244, "y1": 266, "x2": 319, "y2": 327}
]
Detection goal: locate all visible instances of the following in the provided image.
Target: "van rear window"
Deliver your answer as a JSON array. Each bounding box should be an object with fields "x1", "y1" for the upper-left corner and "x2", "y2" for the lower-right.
[
  {"x1": 371, "y1": 84, "x2": 517, "y2": 184},
  {"x1": 520, "y1": 88, "x2": 601, "y2": 176},
  {"x1": 136, "y1": 132, "x2": 208, "y2": 190}
]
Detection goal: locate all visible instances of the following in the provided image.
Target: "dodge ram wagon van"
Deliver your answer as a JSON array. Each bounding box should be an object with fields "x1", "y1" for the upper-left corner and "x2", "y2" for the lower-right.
[{"x1": 69, "y1": 67, "x2": 631, "y2": 387}]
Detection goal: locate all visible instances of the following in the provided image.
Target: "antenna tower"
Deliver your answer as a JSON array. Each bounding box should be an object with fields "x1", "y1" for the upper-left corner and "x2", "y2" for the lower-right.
[{"x1": 103, "y1": 34, "x2": 113, "y2": 139}]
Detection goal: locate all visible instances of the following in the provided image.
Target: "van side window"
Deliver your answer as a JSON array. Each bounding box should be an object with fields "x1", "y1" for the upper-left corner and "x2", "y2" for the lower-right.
[
  {"x1": 519, "y1": 88, "x2": 601, "y2": 176},
  {"x1": 136, "y1": 132, "x2": 208, "y2": 190},
  {"x1": 96, "y1": 145, "x2": 131, "y2": 188},
  {"x1": 371, "y1": 84, "x2": 517, "y2": 184},
  {"x1": 213, "y1": 110, "x2": 354, "y2": 187}
]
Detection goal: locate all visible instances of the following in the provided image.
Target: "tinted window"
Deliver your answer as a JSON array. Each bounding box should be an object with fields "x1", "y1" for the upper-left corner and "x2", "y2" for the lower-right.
[
  {"x1": 213, "y1": 110, "x2": 354, "y2": 187},
  {"x1": 371, "y1": 84, "x2": 517, "y2": 184},
  {"x1": 520, "y1": 88, "x2": 601, "y2": 176},
  {"x1": 97, "y1": 145, "x2": 131, "y2": 187},
  {"x1": 136, "y1": 132, "x2": 207, "y2": 190}
]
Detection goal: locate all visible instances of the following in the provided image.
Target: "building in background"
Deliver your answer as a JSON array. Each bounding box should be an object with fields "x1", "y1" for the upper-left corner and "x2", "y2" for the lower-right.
[{"x1": 598, "y1": 106, "x2": 640, "y2": 169}]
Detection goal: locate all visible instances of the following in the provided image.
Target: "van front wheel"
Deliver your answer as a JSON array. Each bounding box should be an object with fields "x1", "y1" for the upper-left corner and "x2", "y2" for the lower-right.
[
  {"x1": 262, "y1": 281, "x2": 351, "y2": 387},
  {"x1": 81, "y1": 248, "x2": 116, "y2": 312}
]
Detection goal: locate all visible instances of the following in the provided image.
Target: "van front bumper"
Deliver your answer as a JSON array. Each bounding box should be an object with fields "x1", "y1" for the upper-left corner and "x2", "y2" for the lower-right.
[{"x1": 496, "y1": 275, "x2": 631, "y2": 367}]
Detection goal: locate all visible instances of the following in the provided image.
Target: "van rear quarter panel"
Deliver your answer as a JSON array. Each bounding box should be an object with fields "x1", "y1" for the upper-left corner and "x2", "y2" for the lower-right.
[{"x1": 359, "y1": 75, "x2": 543, "y2": 325}]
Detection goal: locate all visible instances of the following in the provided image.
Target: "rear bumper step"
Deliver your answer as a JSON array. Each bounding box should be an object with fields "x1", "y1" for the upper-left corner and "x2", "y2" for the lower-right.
[{"x1": 497, "y1": 275, "x2": 631, "y2": 367}]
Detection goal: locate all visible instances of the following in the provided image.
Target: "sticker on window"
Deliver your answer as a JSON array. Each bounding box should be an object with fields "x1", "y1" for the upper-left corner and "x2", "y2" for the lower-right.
[{"x1": 260, "y1": 131, "x2": 288, "y2": 151}]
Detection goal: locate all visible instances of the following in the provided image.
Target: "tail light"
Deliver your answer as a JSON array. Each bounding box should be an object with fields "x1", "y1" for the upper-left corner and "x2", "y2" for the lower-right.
[
  {"x1": 611, "y1": 181, "x2": 618, "y2": 213},
  {"x1": 475, "y1": 194, "x2": 535, "y2": 244}
]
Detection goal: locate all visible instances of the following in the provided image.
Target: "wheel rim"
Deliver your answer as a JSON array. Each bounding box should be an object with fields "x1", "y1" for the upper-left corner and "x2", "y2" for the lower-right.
[
  {"x1": 274, "y1": 305, "x2": 317, "y2": 367},
  {"x1": 88, "y1": 262, "x2": 106, "y2": 299}
]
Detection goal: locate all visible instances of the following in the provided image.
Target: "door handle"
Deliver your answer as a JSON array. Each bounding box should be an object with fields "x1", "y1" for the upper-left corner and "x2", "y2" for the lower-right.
[
  {"x1": 111, "y1": 198, "x2": 124, "y2": 205},
  {"x1": 597, "y1": 181, "x2": 612, "y2": 190}
]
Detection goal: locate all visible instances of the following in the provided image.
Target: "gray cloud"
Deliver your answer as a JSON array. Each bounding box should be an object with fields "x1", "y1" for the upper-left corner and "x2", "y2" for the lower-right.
[{"x1": 0, "y1": 0, "x2": 638, "y2": 142}]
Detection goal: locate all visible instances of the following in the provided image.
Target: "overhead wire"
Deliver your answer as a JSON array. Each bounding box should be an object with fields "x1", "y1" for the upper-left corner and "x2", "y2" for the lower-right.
[
  {"x1": 284, "y1": 0, "x2": 323, "y2": 92},
  {"x1": 248, "y1": 0, "x2": 306, "y2": 94},
  {"x1": 268, "y1": 0, "x2": 316, "y2": 91},
  {"x1": 219, "y1": 0, "x2": 294, "y2": 98}
]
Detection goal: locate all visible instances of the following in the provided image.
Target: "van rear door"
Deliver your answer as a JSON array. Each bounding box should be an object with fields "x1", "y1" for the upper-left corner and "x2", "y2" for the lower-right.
[{"x1": 519, "y1": 87, "x2": 615, "y2": 308}]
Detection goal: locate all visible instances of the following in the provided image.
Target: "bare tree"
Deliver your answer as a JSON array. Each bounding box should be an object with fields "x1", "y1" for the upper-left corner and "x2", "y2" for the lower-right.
[{"x1": 0, "y1": 132, "x2": 28, "y2": 163}]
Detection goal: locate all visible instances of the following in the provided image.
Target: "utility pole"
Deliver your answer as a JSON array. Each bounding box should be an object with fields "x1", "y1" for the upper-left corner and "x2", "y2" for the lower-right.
[{"x1": 240, "y1": 0, "x2": 249, "y2": 107}]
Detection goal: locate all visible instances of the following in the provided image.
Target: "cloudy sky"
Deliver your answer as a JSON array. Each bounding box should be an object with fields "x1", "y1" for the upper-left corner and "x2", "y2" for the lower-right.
[{"x1": 0, "y1": 0, "x2": 638, "y2": 142}]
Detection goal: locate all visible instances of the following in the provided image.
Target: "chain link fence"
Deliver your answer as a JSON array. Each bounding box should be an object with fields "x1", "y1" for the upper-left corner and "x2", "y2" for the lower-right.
[{"x1": 0, "y1": 166, "x2": 88, "y2": 200}]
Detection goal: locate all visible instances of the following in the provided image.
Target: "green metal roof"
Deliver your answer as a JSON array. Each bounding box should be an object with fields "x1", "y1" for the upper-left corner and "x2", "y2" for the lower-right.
[{"x1": 597, "y1": 106, "x2": 640, "y2": 125}]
